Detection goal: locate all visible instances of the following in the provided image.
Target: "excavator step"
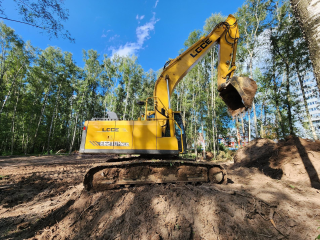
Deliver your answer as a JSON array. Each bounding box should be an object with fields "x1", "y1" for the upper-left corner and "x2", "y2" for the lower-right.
[{"x1": 83, "y1": 160, "x2": 227, "y2": 191}]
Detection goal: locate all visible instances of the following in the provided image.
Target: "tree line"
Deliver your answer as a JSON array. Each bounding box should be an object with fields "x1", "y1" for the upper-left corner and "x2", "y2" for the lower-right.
[{"x1": 0, "y1": 0, "x2": 318, "y2": 156}]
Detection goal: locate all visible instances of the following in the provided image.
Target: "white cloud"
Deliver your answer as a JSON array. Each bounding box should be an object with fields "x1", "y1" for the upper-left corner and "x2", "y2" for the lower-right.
[
  {"x1": 136, "y1": 14, "x2": 145, "y2": 24},
  {"x1": 136, "y1": 15, "x2": 145, "y2": 20},
  {"x1": 154, "y1": 0, "x2": 159, "y2": 8},
  {"x1": 101, "y1": 29, "x2": 112, "y2": 38},
  {"x1": 110, "y1": 13, "x2": 159, "y2": 57},
  {"x1": 109, "y1": 34, "x2": 119, "y2": 42},
  {"x1": 110, "y1": 43, "x2": 141, "y2": 57}
]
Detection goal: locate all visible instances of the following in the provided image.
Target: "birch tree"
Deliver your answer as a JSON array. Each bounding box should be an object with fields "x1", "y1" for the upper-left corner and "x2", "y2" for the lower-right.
[
  {"x1": 237, "y1": 0, "x2": 270, "y2": 139},
  {"x1": 290, "y1": 0, "x2": 320, "y2": 91}
]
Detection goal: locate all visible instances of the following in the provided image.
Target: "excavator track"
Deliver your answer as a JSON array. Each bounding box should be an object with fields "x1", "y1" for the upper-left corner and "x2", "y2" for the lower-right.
[{"x1": 83, "y1": 159, "x2": 227, "y2": 191}]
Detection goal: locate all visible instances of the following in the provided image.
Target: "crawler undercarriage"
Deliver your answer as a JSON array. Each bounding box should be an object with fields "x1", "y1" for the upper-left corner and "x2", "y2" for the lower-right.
[{"x1": 83, "y1": 157, "x2": 227, "y2": 191}]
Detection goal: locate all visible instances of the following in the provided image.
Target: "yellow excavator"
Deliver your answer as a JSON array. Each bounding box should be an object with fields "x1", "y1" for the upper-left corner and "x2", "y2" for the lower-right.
[{"x1": 80, "y1": 15, "x2": 257, "y2": 191}]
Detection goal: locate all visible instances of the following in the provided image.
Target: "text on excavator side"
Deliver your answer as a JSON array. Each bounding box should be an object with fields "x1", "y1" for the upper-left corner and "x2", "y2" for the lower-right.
[{"x1": 190, "y1": 39, "x2": 213, "y2": 58}]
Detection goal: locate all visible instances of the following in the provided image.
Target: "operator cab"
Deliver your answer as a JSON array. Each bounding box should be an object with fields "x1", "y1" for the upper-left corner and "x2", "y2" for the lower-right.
[{"x1": 146, "y1": 112, "x2": 186, "y2": 154}]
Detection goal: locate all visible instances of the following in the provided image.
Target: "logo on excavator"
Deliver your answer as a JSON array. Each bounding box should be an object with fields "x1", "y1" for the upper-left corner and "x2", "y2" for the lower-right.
[
  {"x1": 102, "y1": 128, "x2": 119, "y2": 132},
  {"x1": 101, "y1": 128, "x2": 128, "y2": 132},
  {"x1": 190, "y1": 38, "x2": 212, "y2": 58}
]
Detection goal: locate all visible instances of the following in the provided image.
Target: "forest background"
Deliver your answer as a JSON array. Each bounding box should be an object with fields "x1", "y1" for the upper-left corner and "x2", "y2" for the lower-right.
[{"x1": 0, "y1": 0, "x2": 318, "y2": 156}]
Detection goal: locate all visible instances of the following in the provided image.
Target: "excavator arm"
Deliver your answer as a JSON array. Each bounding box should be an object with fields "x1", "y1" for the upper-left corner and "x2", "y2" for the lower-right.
[{"x1": 153, "y1": 14, "x2": 257, "y2": 118}]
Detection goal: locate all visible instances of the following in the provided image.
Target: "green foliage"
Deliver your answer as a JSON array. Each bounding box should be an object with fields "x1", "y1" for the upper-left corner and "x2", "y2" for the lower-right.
[
  {"x1": 219, "y1": 143, "x2": 228, "y2": 152},
  {"x1": 203, "y1": 13, "x2": 226, "y2": 34},
  {"x1": 175, "y1": 224, "x2": 180, "y2": 230},
  {"x1": 216, "y1": 151, "x2": 233, "y2": 161},
  {"x1": 0, "y1": 0, "x2": 317, "y2": 155},
  {"x1": 0, "y1": 0, "x2": 73, "y2": 41},
  {"x1": 316, "y1": 226, "x2": 320, "y2": 240},
  {"x1": 0, "y1": 22, "x2": 159, "y2": 155},
  {"x1": 196, "y1": 145, "x2": 202, "y2": 153},
  {"x1": 0, "y1": 175, "x2": 9, "y2": 180}
]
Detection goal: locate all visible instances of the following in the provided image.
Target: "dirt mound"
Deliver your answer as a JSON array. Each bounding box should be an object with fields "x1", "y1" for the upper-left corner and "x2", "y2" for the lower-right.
[
  {"x1": 205, "y1": 151, "x2": 214, "y2": 160},
  {"x1": 12, "y1": 183, "x2": 320, "y2": 240},
  {"x1": 234, "y1": 136, "x2": 320, "y2": 189},
  {"x1": 1, "y1": 155, "x2": 320, "y2": 240}
]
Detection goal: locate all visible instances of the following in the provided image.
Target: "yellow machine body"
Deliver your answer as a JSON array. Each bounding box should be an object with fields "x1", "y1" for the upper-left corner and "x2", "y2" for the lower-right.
[{"x1": 81, "y1": 119, "x2": 179, "y2": 154}]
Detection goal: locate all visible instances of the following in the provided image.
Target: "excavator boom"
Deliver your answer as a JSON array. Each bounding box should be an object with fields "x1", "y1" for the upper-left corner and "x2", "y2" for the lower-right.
[{"x1": 154, "y1": 14, "x2": 257, "y2": 117}]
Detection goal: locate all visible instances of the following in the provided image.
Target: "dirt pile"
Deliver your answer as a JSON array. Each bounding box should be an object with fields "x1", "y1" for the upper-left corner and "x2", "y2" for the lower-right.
[
  {"x1": 234, "y1": 136, "x2": 320, "y2": 189},
  {"x1": 205, "y1": 151, "x2": 214, "y2": 160},
  {"x1": 1, "y1": 154, "x2": 320, "y2": 240},
  {"x1": 29, "y1": 182, "x2": 320, "y2": 240}
]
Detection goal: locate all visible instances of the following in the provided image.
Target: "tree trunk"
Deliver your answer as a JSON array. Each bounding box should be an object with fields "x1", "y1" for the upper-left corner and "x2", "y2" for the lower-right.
[
  {"x1": 11, "y1": 91, "x2": 20, "y2": 155},
  {"x1": 260, "y1": 98, "x2": 265, "y2": 138},
  {"x1": 285, "y1": 65, "x2": 294, "y2": 135},
  {"x1": 191, "y1": 78, "x2": 195, "y2": 155},
  {"x1": 194, "y1": 121, "x2": 197, "y2": 158},
  {"x1": 47, "y1": 84, "x2": 61, "y2": 154},
  {"x1": 248, "y1": 109, "x2": 251, "y2": 142},
  {"x1": 271, "y1": 69, "x2": 285, "y2": 138},
  {"x1": 236, "y1": 117, "x2": 240, "y2": 148},
  {"x1": 202, "y1": 124, "x2": 205, "y2": 158},
  {"x1": 215, "y1": 125, "x2": 219, "y2": 156},
  {"x1": 241, "y1": 114, "x2": 245, "y2": 137},
  {"x1": 0, "y1": 67, "x2": 23, "y2": 115},
  {"x1": 123, "y1": 72, "x2": 131, "y2": 120},
  {"x1": 25, "y1": 95, "x2": 37, "y2": 153},
  {"x1": 252, "y1": 100, "x2": 258, "y2": 138},
  {"x1": 210, "y1": 49, "x2": 216, "y2": 158},
  {"x1": 33, "y1": 78, "x2": 53, "y2": 150},
  {"x1": 69, "y1": 114, "x2": 78, "y2": 154},
  {"x1": 290, "y1": 0, "x2": 320, "y2": 91},
  {"x1": 295, "y1": 65, "x2": 318, "y2": 140},
  {"x1": 131, "y1": 98, "x2": 135, "y2": 120},
  {"x1": 22, "y1": 121, "x2": 25, "y2": 153},
  {"x1": 249, "y1": 53, "x2": 258, "y2": 139}
]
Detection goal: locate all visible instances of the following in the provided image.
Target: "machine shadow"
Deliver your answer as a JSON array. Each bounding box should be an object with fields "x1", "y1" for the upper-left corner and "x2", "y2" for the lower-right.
[
  {"x1": 0, "y1": 175, "x2": 69, "y2": 208},
  {"x1": 68, "y1": 180, "x2": 316, "y2": 240},
  {"x1": 0, "y1": 199, "x2": 75, "y2": 240},
  {"x1": 293, "y1": 137, "x2": 320, "y2": 189},
  {"x1": 232, "y1": 137, "x2": 320, "y2": 190},
  {"x1": 232, "y1": 139, "x2": 283, "y2": 180}
]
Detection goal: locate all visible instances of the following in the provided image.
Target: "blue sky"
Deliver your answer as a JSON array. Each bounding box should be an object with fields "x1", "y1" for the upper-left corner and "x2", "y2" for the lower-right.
[{"x1": 2, "y1": 0, "x2": 243, "y2": 71}]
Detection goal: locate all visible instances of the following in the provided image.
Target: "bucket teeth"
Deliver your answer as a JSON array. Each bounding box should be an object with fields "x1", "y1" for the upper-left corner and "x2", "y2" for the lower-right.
[{"x1": 219, "y1": 76, "x2": 257, "y2": 117}]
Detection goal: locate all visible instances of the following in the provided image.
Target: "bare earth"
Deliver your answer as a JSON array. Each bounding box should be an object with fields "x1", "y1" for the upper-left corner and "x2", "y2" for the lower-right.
[{"x1": 1, "y1": 137, "x2": 320, "y2": 240}]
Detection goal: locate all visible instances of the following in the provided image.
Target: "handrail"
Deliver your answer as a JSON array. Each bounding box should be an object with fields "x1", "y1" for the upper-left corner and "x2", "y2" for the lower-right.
[
  {"x1": 144, "y1": 96, "x2": 168, "y2": 120},
  {"x1": 173, "y1": 120, "x2": 184, "y2": 154}
]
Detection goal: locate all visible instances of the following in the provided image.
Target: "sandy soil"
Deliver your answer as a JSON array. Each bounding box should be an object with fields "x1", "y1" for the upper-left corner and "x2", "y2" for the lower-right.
[
  {"x1": 0, "y1": 140, "x2": 320, "y2": 240},
  {"x1": 234, "y1": 136, "x2": 320, "y2": 189}
]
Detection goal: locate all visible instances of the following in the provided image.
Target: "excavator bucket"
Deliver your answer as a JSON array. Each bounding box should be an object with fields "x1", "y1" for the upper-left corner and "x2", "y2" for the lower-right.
[{"x1": 219, "y1": 76, "x2": 257, "y2": 117}]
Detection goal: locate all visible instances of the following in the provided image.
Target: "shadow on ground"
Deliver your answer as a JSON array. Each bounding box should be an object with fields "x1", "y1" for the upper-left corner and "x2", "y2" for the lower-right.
[
  {"x1": 0, "y1": 199, "x2": 75, "y2": 240},
  {"x1": 0, "y1": 175, "x2": 69, "y2": 208}
]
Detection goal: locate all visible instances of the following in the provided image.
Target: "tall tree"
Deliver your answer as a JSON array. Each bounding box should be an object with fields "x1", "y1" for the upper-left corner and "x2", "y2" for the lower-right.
[
  {"x1": 236, "y1": 0, "x2": 270, "y2": 139},
  {"x1": 290, "y1": 0, "x2": 320, "y2": 91}
]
